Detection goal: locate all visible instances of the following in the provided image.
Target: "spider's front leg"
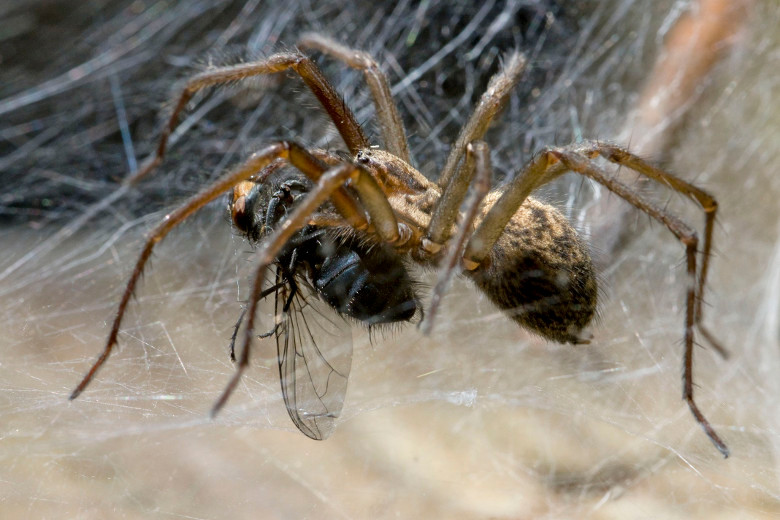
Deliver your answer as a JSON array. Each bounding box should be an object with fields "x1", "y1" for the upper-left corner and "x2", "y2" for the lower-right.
[
  {"x1": 70, "y1": 141, "x2": 382, "y2": 402},
  {"x1": 70, "y1": 142, "x2": 300, "y2": 400},
  {"x1": 298, "y1": 33, "x2": 411, "y2": 163},
  {"x1": 211, "y1": 162, "x2": 364, "y2": 416},
  {"x1": 127, "y1": 51, "x2": 370, "y2": 184}
]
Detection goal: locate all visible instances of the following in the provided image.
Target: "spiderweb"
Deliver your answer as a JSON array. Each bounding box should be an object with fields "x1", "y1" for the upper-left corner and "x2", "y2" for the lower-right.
[{"x1": 1, "y1": 0, "x2": 778, "y2": 517}]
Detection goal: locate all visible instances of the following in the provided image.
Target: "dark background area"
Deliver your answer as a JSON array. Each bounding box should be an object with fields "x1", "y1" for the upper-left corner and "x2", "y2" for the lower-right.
[{"x1": 2, "y1": 0, "x2": 660, "y2": 223}]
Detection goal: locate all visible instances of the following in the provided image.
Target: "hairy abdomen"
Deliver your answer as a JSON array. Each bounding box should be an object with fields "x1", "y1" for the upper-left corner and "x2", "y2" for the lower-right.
[{"x1": 468, "y1": 196, "x2": 597, "y2": 344}]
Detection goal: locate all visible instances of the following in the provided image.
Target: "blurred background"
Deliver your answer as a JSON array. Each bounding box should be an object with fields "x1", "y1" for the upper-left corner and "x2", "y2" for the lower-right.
[{"x1": 1, "y1": 0, "x2": 779, "y2": 518}]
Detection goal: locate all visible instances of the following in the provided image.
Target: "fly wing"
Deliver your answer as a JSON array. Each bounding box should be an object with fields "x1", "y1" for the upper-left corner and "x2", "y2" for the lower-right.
[{"x1": 275, "y1": 270, "x2": 353, "y2": 440}]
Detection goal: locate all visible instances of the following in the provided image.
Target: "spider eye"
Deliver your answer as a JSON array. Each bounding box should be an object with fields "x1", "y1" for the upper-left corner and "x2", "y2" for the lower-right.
[{"x1": 356, "y1": 150, "x2": 370, "y2": 164}]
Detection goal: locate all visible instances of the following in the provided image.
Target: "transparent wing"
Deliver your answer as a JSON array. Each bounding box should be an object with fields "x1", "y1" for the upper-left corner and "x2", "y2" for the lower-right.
[{"x1": 274, "y1": 268, "x2": 353, "y2": 440}]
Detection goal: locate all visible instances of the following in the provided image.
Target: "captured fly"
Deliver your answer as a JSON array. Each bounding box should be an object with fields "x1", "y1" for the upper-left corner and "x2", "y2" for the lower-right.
[{"x1": 229, "y1": 168, "x2": 420, "y2": 439}]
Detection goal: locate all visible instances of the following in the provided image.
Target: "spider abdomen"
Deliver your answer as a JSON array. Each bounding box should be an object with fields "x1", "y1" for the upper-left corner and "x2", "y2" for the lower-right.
[{"x1": 468, "y1": 197, "x2": 597, "y2": 344}]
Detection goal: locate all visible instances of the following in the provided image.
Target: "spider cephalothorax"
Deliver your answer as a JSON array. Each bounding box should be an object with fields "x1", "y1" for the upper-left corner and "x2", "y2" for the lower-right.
[{"x1": 72, "y1": 33, "x2": 728, "y2": 456}]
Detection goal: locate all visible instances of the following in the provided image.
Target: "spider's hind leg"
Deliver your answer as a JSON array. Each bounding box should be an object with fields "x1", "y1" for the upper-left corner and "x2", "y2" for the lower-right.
[
  {"x1": 552, "y1": 149, "x2": 729, "y2": 458},
  {"x1": 587, "y1": 143, "x2": 726, "y2": 357}
]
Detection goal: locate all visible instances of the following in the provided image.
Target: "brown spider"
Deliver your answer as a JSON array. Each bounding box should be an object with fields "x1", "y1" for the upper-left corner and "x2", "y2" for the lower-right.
[{"x1": 70, "y1": 33, "x2": 729, "y2": 456}]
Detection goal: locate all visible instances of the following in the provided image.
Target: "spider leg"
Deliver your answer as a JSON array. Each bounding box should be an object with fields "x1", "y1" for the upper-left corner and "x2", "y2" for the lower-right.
[
  {"x1": 235, "y1": 145, "x2": 401, "y2": 243},
  {"x1": 128, "y1": 51, "x2": 370, "y2": 184},
  {"x1": 71, "y1": 140, "x2": 379, "y2": 400},
  {"x1": 551, "y1": 150, "x2": 729, "y2": 458},
  {"x1": 424, "y1": 139, "x2": 485, "y2": 253},
  {"x1": 305, "y1": 147, "x2": 404, "y2": 242},
  {"x1": 210, "y1": 163, "x2": 362, "y2": 417},
  {"x1": 234, "y1": 142, "x2": 368, "y2": 231},
  {"x1": 298, "y1": 33, "x2": 411, "y2": 163},
  {"x1": 424, "y1": 51, "x2": 526, "y2": 252},
  {"x1": 437, "y1": 52, "x2": 525, "y2": 190},
  {"x1": 70, "y1": 142, "x2": 303, "y2": 400},
  {"x1": 460, "y1": 147, "x2": 729, "y2": 457},
  {"x1": 422, "y1": 141, "x2": 491, "y2": 334},
  {"x1": 584, "y1": 143, "x2": 725, "y2": 357},
  {"x1": 463, "y1": 150, "x2": 567, "y2": 265}
]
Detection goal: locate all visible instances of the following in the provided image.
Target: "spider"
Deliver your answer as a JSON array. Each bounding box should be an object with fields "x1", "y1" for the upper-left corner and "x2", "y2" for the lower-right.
[{"x1": 70, "y1": 33, "x2": 729, "y2": 457}]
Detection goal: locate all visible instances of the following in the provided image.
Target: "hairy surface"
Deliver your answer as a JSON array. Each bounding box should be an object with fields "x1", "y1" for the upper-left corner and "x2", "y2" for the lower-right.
[{"x1": 470, "y1": 193, "x2": 597, "y2": 343}]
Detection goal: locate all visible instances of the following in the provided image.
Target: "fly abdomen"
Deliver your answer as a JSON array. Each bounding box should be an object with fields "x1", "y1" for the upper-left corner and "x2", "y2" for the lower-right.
[
  {"x1": 314, "y1": 249, "x2": 365, "y2": 315},
  {"x1": 312, "y1": 238, "x2": 418, "y2": 326}
]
